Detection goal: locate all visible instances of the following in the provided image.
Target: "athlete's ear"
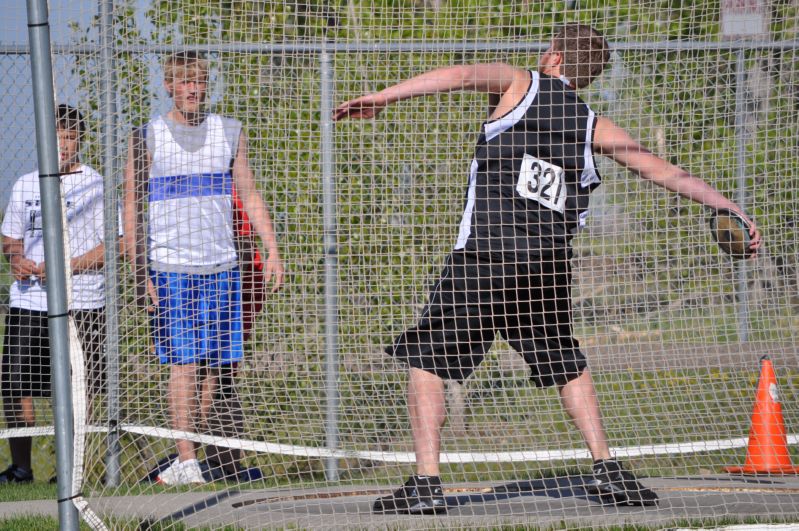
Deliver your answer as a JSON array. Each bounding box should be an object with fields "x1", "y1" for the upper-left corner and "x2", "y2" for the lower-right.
[
  {"x1": 164, "y1": 80, "x2": 174, "y2": 98},
  {"x1": 547, "y1": 50, "x2": 563, "y2": 67},
  {"x1": 538, "y1": 48, "x2": 562, "y2": 71}
]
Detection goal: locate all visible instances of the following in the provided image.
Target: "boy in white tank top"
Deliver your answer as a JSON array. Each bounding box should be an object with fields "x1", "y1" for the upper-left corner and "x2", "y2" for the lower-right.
[{"x1": 123, "y1": 52, "x2": 284, "y2": 485}]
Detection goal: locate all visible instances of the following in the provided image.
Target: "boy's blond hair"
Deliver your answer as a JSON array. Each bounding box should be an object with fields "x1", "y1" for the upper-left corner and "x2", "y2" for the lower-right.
[{"x1": 163, "y1": 51, "x2": 209, "y2": 82}]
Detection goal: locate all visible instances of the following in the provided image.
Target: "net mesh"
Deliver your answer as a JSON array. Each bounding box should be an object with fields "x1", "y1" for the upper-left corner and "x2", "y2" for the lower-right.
[{"x1": 1, "y1": 1, "x2": 798, "y2": 529}]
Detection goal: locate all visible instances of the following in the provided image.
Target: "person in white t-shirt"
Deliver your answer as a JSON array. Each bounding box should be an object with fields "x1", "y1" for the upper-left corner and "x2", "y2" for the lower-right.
[
  {"x1": 1, "y1": 105, "x2": 110, "y2": 484},
  {"x1": 123, "y1": 52, "x2": 284, "y2": 485}
]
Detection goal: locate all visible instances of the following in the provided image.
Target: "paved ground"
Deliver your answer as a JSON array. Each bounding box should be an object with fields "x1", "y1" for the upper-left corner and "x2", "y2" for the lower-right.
[{"x1": 3, "y1": 474, "x2": 799, "y2": 529}]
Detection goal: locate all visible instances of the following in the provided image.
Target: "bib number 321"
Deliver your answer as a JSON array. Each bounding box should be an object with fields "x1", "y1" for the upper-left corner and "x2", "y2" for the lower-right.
[{"x1": 516, "y1": 153, "x2": 567, "y2": 214}]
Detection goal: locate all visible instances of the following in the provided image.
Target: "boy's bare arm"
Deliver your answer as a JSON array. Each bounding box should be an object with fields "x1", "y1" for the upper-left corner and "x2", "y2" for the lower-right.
[
  {"x1": 333, "y1": 63, "x2": 529, "y2": 121},
  {"x1": 123, "y1": 132, "x2": 158, "y2": 307},
  {"x1": 231, "y1": 132, "x2": 284, "y2": 291},
  {"x1": 593, "y1": 116, "x2": 761, "y2": 252},
  {"x1": 122, "y1": 135, "x2": 141, "y2": 263}
]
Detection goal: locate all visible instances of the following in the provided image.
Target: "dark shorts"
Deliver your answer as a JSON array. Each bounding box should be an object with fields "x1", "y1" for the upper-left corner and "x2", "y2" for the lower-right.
[
  {"x1": 2, "y1": 307, "x2": 106, "y2": 398},
  {"x1": 387, "y1": 251, "x2": 587, "y2": 387}
]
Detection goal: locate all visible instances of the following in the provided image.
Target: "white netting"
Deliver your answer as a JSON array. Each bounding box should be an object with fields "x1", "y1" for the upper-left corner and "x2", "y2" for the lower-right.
[{"x1": 1, "y1": 1, "x2": 798, "y2": 529}]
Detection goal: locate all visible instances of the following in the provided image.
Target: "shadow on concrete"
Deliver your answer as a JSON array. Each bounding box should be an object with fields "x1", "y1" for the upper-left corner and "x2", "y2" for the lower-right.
[{"x1": 445, "y1": 474, "x2": 604, "y2": 509}]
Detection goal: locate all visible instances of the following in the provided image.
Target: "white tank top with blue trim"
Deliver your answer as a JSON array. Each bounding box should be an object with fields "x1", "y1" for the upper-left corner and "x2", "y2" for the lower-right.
[{"x1": 147, "y1": 113, "x2": 237, "y2": 272}]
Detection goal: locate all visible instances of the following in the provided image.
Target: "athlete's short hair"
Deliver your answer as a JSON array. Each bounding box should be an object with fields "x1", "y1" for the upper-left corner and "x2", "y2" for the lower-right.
[
  {"x1": 56, "y1": 104, "x2": 85, "y2": 141},
  {"x1": 551, "y1": 24, "x2": 610, "y2": 89},
  {"x1": 163, "y1": 50, "x2": 209, "y2": 82}
]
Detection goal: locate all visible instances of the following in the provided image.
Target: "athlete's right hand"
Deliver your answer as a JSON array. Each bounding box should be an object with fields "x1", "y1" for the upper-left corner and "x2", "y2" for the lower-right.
[
  {"x1": 333, "y1": 94, "x2": 388, "y2": 121},
  {"x1": 9, "y1": 255, "x2": 43, "y2": 282}
]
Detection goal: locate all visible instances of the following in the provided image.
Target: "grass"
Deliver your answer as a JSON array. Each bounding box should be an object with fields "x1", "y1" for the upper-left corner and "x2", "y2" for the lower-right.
[
  {"x1": 0, "y1": 515, "x2": 77, "y2": 531},
  {"x1": 0, "y1": 514, "x2": 233, "y2": 530},
  {"x1": 0, "y1": 514, "x2": 797, "y2": 531},
  {"x1": 0, "y1": 483, "x2": 56, "y2": 502}
]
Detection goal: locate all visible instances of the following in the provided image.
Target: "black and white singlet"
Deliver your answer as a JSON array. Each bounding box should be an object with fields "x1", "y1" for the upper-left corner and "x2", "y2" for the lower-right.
[{"x1": 454, "y1": 70, "x2": 601, "y2": 260}]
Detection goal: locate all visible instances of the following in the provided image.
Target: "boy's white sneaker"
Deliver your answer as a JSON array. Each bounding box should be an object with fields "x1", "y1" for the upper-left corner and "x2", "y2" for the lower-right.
[{"x1": 156, "y1": 458, "x2": 206, "y2": 485}]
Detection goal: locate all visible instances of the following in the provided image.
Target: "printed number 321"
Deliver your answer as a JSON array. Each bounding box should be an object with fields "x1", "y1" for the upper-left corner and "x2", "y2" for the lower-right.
[{"x1": 516, "y1": 154, "x2": 567, "y2": 214}]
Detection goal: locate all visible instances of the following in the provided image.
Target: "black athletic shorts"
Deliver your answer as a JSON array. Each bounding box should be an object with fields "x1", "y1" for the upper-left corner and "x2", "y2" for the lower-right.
[
  {"x1": 387, "y1": 251, "x2": 587, "y2": 387},
  {"x1": 2, "y1": 307, "x2": 107, "y2": 398}
]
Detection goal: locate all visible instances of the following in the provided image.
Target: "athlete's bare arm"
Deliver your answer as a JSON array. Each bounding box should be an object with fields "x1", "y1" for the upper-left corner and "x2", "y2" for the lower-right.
[
  {"x1": 593, "y1": 116, "x2": 761, "y2": 253},
  {"x1": 122, "y1": 133, "x2": 159, "y2": 307},
  {"x1": 69, "y1": 243, "x2": 106, "y2": 274},
  {"x1": 333, "y1": 63, "x2": 530, "y2": 122},
  {"x1": 32, "y1": 243, "x2": 108, "y2": 284},
  {"x1": 122, "y1": 134, "x2": 147, "y2": 264},
  {"x1": 231, "y1": 131, "x2": 284, "y2": 291}
]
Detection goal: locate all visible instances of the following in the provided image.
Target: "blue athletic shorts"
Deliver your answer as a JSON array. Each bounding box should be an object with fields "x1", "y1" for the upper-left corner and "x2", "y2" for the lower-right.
[{"x1": 150, "y1": 268, "x2": 244, "y2": 366}]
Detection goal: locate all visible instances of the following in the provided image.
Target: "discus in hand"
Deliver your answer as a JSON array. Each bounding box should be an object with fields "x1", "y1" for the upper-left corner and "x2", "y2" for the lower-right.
[{"x1": 709, "y1": 209, "x2": 755, "y2": 260}]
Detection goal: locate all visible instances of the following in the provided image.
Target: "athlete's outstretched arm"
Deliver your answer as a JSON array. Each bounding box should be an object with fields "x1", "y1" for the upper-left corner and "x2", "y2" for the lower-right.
[
  {"x1": 594, "y1": 116, "x2": 761, "y2": 254},
  {"x1": 333, "y1": 63, "x2": 529, "y2": 121}
]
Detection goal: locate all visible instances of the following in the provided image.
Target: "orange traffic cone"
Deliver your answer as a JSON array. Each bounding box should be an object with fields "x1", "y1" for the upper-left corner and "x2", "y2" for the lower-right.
[{"x1": 725, "y1": 355, "x2": 799, "y2": 474}]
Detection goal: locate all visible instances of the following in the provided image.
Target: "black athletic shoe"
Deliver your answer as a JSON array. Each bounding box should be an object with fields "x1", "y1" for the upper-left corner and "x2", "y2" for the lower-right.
[
  {"x1": 585, "y1": 459, "x2": 658, "y2": 506},
  {"x1": 0, "y1": 464, "x2": 33, "y2": 484},
  {"x1": 373, "y1": 475, "x2": 447, "y2": 514}
]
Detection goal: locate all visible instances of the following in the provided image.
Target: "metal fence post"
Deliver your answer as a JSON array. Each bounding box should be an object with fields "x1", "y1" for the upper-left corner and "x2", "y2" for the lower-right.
[
  {"x1": 734, "y1": 49, "x2": 750, "y2": 342},
  {"x1": 25, "y1": 0, "x2": 79, "y2": 528},
  {"x1": 98, "y1": 0, "x2": 122, "y2": 488},
  {"x1": 320, "y1": 49, "x2": 339, "y2": 481}
]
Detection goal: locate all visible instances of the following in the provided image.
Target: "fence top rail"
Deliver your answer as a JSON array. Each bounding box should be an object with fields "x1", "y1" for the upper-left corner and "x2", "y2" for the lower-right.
[{"x1": 2, "y1": 39, "x2": 799, "y2": 56}]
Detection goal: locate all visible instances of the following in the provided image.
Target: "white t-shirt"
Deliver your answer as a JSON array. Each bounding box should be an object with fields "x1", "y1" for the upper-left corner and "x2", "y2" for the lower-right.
[{"x1": 1, "y1": 165, "x2": 108, "y2": 311}]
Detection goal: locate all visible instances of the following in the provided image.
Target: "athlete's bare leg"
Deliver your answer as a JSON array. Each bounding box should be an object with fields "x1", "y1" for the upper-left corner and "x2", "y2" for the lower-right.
[
  {"x1": 200, "y1": 365, "x2": 244, "y2": 475},
  {"x1": 168, "y1": 363, "x2": 199, "y2": 462},
  {"x1": 558, "y1": 369, "x2": 611, "y2": 460},
  {"x1": 199, "y1": 366, "x2": 218, "y2": 428},
  {"x1": 408, "y1": 367, "x2": 447, "y2": 477}
]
